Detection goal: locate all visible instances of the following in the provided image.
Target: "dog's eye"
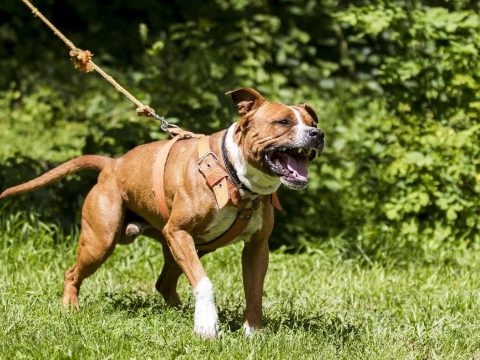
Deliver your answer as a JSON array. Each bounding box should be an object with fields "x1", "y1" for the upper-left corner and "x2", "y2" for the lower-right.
[{"x1": 275, "y1": 119, "x2": 290, "y2": 125}]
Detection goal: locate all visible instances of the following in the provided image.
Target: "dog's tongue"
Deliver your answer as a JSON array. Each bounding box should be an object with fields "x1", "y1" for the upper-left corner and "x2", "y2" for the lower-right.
[{"x1": 278, "y1": 153, "x2": 308, "y2": 180}]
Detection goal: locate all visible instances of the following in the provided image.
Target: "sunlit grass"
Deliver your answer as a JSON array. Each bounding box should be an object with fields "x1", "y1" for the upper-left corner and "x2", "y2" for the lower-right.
[{"x1": 1, "y1": 212, "x2": 480, "y2": 359}]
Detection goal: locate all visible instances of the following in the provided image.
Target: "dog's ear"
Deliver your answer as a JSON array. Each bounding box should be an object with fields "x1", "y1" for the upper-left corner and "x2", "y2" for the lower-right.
[
  {"x1": 297, "y1": 103, "x2": 318, "y2": 124},
  {"x1": 226, "y1": 87, "x2": 265, "y2": 116}
]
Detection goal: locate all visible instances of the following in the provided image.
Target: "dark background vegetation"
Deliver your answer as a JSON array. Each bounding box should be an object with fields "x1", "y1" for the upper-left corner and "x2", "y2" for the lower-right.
[{"x1": 0, "y1": 0, "x2": 478, "y2": 264}]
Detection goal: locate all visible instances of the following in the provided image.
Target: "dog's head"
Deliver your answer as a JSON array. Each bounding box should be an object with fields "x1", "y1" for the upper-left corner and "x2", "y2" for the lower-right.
[{"x1": 226, "y1": 87, "x2": 324, "y2": 190}]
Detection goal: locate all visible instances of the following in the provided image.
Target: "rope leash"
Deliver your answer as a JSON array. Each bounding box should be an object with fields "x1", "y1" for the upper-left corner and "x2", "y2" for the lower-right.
[{"x1": 21, "y1": 0, "x2": 179, "y2": 137}]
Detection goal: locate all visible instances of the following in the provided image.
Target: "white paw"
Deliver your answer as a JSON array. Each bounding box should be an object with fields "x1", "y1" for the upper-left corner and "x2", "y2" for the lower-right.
[
  {"x1": 194, "y1": 299, "x2": 218, "y2": 338},
  {"x1": 243, "y1": 322, "x2": 258, "y2": 337},
  {"x1": 193, "y1": 278, "x2": 218, "y2": 338}
]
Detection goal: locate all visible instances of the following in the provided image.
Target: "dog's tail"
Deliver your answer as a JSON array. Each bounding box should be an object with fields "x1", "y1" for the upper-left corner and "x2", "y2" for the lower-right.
[{"x1": 0, "y1": 155, "x2": 112, "y2": 200}]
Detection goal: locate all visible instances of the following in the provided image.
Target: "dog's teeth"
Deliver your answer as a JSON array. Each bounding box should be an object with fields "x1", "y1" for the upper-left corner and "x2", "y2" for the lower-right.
[
  {"x1": 307, "y1": 149, "x2": 312, "y2": 157},
  {"x1": 298, "y1": 148, "x2": 302, "y2": 154}
]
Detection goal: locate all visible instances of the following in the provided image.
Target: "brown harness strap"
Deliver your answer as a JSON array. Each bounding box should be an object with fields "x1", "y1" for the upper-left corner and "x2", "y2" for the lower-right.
[
  {"x1": 197, "y1": 135, "x2": 282, "y2": 211},
  {"x1": 195, "y1": 136, "x2": 282, "y2": 251},
  {"x1": 197, "y1": 136, "x2": 230, "y2": 209},
  {"x1": 271, "y1": 191, "x2": 282, "y2": 211},
  {"x1": 153, "y1": 130, "x2": 202, "y2": 220},
  {"x1": 195, "y1": 196, "x2": 265, "y2": 252}
]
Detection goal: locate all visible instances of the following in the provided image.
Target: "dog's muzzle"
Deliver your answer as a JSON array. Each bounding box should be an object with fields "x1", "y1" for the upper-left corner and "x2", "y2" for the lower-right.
[{"x1": 263, "y1": 127, "x2": 325, "y2": 190}]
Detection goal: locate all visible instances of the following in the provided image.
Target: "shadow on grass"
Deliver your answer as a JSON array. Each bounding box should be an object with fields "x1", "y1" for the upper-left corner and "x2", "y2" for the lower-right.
[
  {"x1": 103, "y1": 289, "x2": 178, "y2": 315},
  {"x1": 217, "y1": 307, "x2": 244, "y2": 332},
  {"x1": 265, "y1": 311, "x2": 364, "y2": 349},
  {"x1": 266, "y1": 312, "x2": 361, "y2": 334},
  {"x1": 102, "y1": 289, "x2": 363, "y2": 345},
  {"x1": 218, "y1": 305, "x2": 363, "y2": 346}
]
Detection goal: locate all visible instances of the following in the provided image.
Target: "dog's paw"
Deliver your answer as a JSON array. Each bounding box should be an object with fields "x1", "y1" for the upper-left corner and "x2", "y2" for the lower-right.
[
  {"x1": 61, "y1": 295, "x2": 80, "y2": 311},
  {"x1": 243, "y1": 322, "x2": 259, "y2": 337},
  {"x1": 62, "y1": 286, "x2": 80, "y2": 311},
  {"x1": 194, "y1": 302, "x2": 218, "y2": 338},
  {"x1": 193, "y1": 277, "x2": 218, "y2": 338}
]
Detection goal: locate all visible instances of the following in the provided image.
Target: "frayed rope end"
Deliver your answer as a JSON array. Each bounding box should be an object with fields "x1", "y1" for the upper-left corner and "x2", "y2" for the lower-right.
[{"x1": 69, "y1": 49, "x2": 94, "y2": 73}]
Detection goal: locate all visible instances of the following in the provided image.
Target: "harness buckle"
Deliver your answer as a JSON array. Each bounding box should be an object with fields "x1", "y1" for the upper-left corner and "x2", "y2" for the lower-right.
[{"x1": 197, "y1": 152, "x2": 219, "y2": 173}]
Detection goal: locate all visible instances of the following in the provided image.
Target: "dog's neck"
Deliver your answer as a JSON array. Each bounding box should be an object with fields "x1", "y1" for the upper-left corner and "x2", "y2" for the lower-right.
[{"x1": 224, "y1": 123, "x2": 281, "y2": 196}]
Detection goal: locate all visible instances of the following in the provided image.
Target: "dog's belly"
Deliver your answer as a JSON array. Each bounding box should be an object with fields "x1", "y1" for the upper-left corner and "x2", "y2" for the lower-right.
[{"x1": 196, "y1": 204, "x2": 264, "y2": 244}]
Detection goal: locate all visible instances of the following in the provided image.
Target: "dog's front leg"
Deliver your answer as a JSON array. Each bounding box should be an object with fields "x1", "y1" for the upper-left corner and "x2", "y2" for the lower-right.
[
  {"x1": 242, "y1": 236, "x2": 269, "y2": 336},
  {"x1": 162, "y1": 226, "x2": 218, "y2": 338},
  {"x1": 241, "y1": 204, "x2": 274, "y2": 336}
]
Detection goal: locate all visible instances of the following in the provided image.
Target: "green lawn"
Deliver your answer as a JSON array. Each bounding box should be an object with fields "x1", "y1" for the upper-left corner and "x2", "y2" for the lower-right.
[{"x1": 1, "y1": 213, "x2": 480, "y2": 359}]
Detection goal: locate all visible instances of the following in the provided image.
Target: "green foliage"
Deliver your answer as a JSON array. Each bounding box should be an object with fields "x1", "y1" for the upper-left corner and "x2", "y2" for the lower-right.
[
  {"x1": 311, "y1": 2, "x2": 480, "y2": 262},
  {"x1": 335, "y1": 3, "x2": 480, "y2": 118},
  {"x1": 0, "y1": 0, "x2": 479, "y2": 263}
]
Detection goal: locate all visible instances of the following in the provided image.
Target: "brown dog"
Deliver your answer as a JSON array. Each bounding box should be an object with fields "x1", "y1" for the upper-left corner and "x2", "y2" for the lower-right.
[{"x1": 0, "y1": 88, "x2": 324, "y2": 337}]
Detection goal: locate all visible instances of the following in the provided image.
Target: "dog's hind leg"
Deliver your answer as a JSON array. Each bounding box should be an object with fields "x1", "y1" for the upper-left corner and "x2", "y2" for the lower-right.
[
  {"x1": 116, "y1": 219, "x2": 185, "y2": 307},
  {"x1": 155, "y1": 245, "x2": 183, "y2": 307},
  {"x1": 62, "y1": 180, "x2": 124, "y2": 308},
  {"x1": 154, "y1": 246, "x2": 211, "y2": 307},
  {"x1": 117, "y1": 220, "x2": 185, "y2": 307}
]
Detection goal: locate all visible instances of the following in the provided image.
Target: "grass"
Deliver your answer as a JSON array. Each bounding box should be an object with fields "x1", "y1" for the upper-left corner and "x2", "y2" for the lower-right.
[{"x1": 1, "y1": 212, "x2": 480, "y2": 359}]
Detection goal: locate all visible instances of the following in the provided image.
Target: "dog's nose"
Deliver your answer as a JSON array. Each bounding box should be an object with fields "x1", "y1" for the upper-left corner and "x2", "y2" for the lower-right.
[{"x1": 308, "y1": 128, "x2": 324, "y2": 140}]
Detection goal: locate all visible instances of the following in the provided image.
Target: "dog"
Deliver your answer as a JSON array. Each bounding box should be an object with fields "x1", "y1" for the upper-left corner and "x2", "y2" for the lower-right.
[{"x1": 0, "y1": 87, "x2": 324, "y2": 337}]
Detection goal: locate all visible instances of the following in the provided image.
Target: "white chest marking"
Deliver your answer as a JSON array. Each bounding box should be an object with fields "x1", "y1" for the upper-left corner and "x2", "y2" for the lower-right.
[
  {"x1": 197, "y1": 203, "x2": 264, "y2": 244},
  {"x1": 225, "y1": 124, "x2": 280, "y2": 195}
]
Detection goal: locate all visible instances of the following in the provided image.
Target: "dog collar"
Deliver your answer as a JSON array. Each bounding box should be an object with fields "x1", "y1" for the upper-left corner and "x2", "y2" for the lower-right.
[
  {"x1": 220, "y1": 130, "x2": 256, "y2": 195},
  {"x1": 196, "y1": 134, "x2": 282, "y2": 211}
]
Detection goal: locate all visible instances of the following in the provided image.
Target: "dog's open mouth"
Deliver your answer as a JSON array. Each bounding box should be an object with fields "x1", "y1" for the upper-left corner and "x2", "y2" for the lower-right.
[{"x1": 264, "y1": 146, "x2": 320, "y2": 189}]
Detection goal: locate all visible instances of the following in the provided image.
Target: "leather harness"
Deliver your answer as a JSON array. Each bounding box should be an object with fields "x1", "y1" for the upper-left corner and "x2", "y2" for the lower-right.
[{"x1": 153, "y1": 129, "x2": 281, "y2": 252}]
